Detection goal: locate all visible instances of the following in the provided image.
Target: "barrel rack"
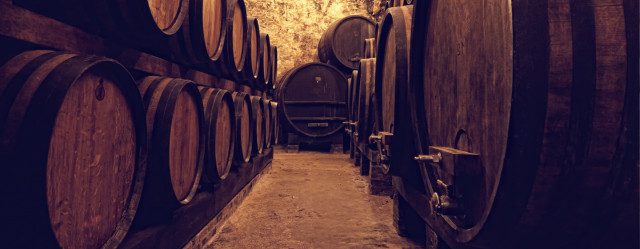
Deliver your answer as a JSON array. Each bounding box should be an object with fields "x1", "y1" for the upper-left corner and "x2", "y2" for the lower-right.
[{"x1": 0, "y1": 0, "x2": 274, "y2": 248}]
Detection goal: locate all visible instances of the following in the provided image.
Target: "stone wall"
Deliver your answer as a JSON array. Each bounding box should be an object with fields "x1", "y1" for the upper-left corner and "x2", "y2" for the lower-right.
[{"x1": 244, "y1": 0, "x2": 383, "y2": 83}]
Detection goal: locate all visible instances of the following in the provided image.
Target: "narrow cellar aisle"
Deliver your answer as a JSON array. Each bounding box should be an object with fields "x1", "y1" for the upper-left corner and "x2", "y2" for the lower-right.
[{"x1": 209, "y1": 149, "x2": 423, "y2": 248}]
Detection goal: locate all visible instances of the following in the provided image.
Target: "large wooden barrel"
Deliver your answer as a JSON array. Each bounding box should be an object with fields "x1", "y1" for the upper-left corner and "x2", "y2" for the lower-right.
[
  {"x1": 407, "y1": 1, "x2": 638, "y2": 249},
  {"x1": 270, "y1": 101, "x2": 279, "y2": 145},
  {"x1": 250, "y1": 96, "x2": 265, "y2": 154},
  {"x1": 373, "y1": 6, "x2": 415, "y2": 178},
  {"x1": 276, "y1": 63, "x2": 348, "y2": 138},
  {"x1": 135, "y1": 76, "x2": 205, "y2": 225},
  {"x1": 170, "y1": 0, "x2": 228, "y2": 72},
  {"x1": 219, "y1": 0, "x2": 249, "y2": 81},
  {"x1": 0, "y1": 50, "x2": 147, "y2": 249},
  {"x1": 258, "y1": 33, "x2": 272, "y2": 89},
  {"x1": 198, "y1": 86, "x2": 235, "y2": 182},
  {"x1": 231, "y1": 92, "x2": 253, "y2": 162},
  {"x1": 263, "y1": 98, "x2": 273, "y2": 148},
  {"x1": 317, "y1": 15, "x2": 376, "y2": 72},
  {"x1": 242, "y1": 17, "x2": 261, "y2": 85},
  {"x1": 356, "y1": 58, "x2": 376, "y2": 146}
]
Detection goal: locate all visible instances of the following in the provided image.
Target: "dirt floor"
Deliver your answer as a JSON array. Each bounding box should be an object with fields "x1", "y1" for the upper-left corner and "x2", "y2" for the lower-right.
[{"x1": 209, "y1": 149, "x2": 423, "y2": 249}]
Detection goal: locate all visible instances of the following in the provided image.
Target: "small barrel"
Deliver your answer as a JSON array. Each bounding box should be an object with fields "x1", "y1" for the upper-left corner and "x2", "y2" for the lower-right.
[
  {"x1": 250, "y1": 95, "x2": 265, "y2": 154},
  {"x1": 270, "y1": 101, "x2": 279, "y2": 145},
  {"x1": 263, "y1": 98, "x2": 272, "y2": 148},
  {"x1": 275, "y1": 63, "x2": 348, "y2": 138},
  {"x1": 0, "y1": 50, "x2": 147, "y2": 249},
  {"x1": 231, "y1": 92, "x2": 253, "y2": 163},
  {"x1": 135, "y1": 76, "x2": 205, "y2": 226},
  {"x1": 242, "y1": 17, "x2": 261, "y2": 85},
  {"x1": 170, "y1": 0, "x2": 228, "y2": 72},
  {"x1": 317, "y1": 15, "x2": 376, "y2": 72},
  {"x1": 363, "y1": 38, "x2": 376, "y2": 59},
  {"x1": 197, "y1": 86, "x2": 236, "y2": 182},
  {"x1": 356, "y1": 58, "x2": 376, "y2": 146},
  {"x1": 374, "y1": 6, "x2": 413, "y2": 176},
  {"x1": 258, "y1": 33, "x2": 272, "y2": 89}
]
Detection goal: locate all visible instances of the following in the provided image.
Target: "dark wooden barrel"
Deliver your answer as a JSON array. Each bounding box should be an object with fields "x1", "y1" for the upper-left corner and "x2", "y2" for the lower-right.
[
  {"x1": 408, "y1": 0, "x2": 638, "y2": 248},
  {"x1": 258, "y1": 33, "x2": 272, "y2": 89},
  {"x1": 263, "y1": 98, "x2": 273, "y2": 148},
  {"x1": 135, "y1": 76, "x2": 205, "y2": 226},
  {"x1": 242, "y1": 17, "x2": 261, "y2": 85},
  {"x1": 374, "y1": 5, "x2": 417, "y2": 183},
  {"x1": 197, "y1": 86, "x2": 236, "y2": 182},
  {"x1": 276, "y1": 63, "x2": 348, "y2": 138},
  {"x1": 250, "y1": 96, "x2": 265, "y2": 154},
  {"x1": 269, "y1": 46, "x2": 278, "y2": 91},
  {"x1": 270, "y1": 101, "x2": 279, "y2": 145},
  {"x1": 0, "y1": 50, "x2": 147, "y2": 249},
  {"x1": 231, "y1": 92, "x2": 253, "y2": 163},
  {"x1": 363, "y1": 38, "x2": 376, "y2": 59},
  {"x1": 356, "y1": 58, "x2": 376, "y2": 146},
  {"x1": 218, "y1": 0, "x2": 249, "y2": 81},
  {"x1": 170, "y1": 0, "x2": 228, "y2": 71},
  {"x1": 318, "y1": 15, "x2": 376, "y2": 72}
]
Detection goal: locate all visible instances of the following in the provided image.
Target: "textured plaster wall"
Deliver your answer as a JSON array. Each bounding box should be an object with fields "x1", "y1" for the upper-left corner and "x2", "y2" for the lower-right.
[{"x1": 244, "y1": 0, "x2": 383, "y2": 83}]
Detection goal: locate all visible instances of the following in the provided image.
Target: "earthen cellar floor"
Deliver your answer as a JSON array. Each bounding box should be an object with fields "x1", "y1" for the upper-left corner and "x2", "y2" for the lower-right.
[{"x1": 209, "y1": 149, "x2": 423, "y2": 248}]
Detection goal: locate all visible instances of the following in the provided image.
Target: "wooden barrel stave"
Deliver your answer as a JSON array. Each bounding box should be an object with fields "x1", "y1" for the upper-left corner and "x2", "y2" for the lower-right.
[
  {"x1": 270, "y1": 101, "x2": 279, "y2": 145},
  {"x1": 407, "y1": 0, "x2": 639, "y2": 248},
  {"x1": 0, "y1": 50, "x2": 146, "y2": 249}
]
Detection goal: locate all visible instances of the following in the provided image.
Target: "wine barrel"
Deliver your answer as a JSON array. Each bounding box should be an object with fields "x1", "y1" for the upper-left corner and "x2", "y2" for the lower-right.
[
  {"x1": 0, "y1": 50, "x2": 146, "y2": 249},
  {"x1": 263, "y1": 98, "x2": 273, "y2": 148},
  {"x1": 220, "y1": 0, "x2": 249, "y2": 81},
  {"x1": 373, "y1": 6, "x2": 414, "y2": 177},
  {"x1": 231, "y1": 92, "x2": 253, "y2": 163},
  {"x1": 135, "y1": 76, "x2": 205, "y2": 225},
  {"x1": 356, "y1": 58, "x2": 376, "y2": 146},
  {"x1": 318, "y1": 15, "x2": 376, "y2": 72},
  {"x1": 363, "y1": 38, "x2": 376, "y2": 59},
  {"x1": 258, "y1": 33, "x2": 272, "y2": 89},
  {"x1": 408, "y1": 0, "x2": 639, "y2": 249},
  {"x1": 242, "y1": 17, "x2": 261, "y2": 85},
  {"x1": 197, "y1": 86, "x2": 235, "y2": 182},
  {"x1": 276, "y1": 63, "x2": 348, "y2": 138},
  {"x1": 170, "y1": 0, "x2": 228, "y2": 72},
  {"x1": 42, "y1": 0, "x2": 189, "y2": 56},
  {"x1": 270, "y1": 101, "x2": 279, "y2": 145},
  {"x1": 250, "y1": 96, "x2": 265, "y2": 154},
  {"x1": 269, "y1": 46, "x2": 278, "y2": 91}
]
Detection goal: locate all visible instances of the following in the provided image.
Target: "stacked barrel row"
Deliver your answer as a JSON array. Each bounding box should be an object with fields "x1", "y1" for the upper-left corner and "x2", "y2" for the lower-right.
[
  {"x1": 361, "y1": 1, "x2": 638, "y2": 249},
  {"x1": 14, "y1": 0, "x2": 278, "y2": 91},
  {"x1": 0, "y1": 49, "x2": 278, "y2": 248}
]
